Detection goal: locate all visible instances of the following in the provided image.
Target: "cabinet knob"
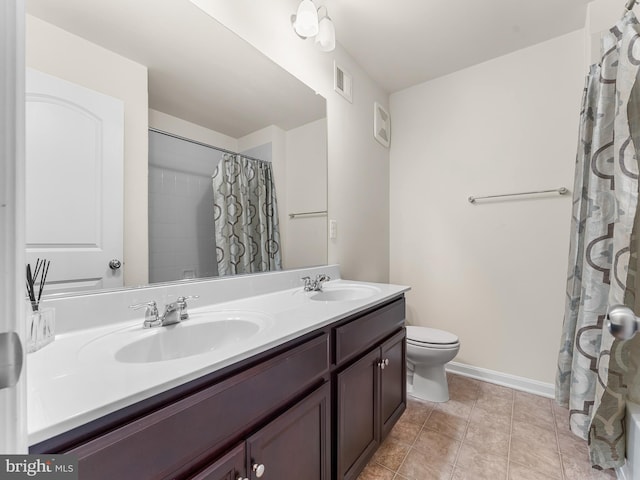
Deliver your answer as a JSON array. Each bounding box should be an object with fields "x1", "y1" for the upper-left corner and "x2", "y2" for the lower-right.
[
  {"x1": 237, "y1": 477, "x2": 249, "y2": 480},
  {"x1": 252, "y1": 463, "x2": 265, "y2": 478},
  {"x1": 379, "y1": 358, "x2": 389, "y2": 370}
]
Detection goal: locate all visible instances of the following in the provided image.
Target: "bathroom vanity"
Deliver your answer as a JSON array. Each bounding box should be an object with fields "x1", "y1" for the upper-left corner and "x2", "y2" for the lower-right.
[{"x1": 28, "y1": 268, "x2": 408, "y2": 480}]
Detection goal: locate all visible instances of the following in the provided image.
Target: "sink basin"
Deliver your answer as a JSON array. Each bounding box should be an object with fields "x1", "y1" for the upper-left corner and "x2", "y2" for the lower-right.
[
  {"x1": 79, "y1": 310, "x2": 273, "y2": 364},
  {"x1": 310, "y1": 285, "x2": 380, "y2": 302},
  {"x1": 115, "y1": 319, "x2": 261, "y2": 363}
]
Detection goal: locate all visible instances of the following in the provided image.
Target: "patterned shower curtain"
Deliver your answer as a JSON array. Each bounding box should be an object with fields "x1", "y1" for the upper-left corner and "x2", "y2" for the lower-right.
[
  {"x1": 212, "y1": 154, "x2": 282, "y2": 276},
  {"x1": 556, "y1": 11, "x2": 640, "y2": 470}
]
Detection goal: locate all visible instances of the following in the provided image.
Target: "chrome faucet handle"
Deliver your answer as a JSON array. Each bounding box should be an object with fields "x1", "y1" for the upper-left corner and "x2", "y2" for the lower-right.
[
  {"x1": 314, "y1": 274, "x2": 331, "y2": 290},
  {"x1": 129, "y1": 301, "x2": 160, "y2": 328},
  {"x1": 301, "y1": 276, "x2": 313, "y2": 292},
  {"x1": 176, "y1": 295, "x2": 200, "y2": 320}
]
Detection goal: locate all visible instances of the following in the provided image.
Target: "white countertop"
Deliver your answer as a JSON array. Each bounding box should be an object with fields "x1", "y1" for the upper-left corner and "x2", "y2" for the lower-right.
[{"x1": 27, "y1": 278, "x2": 409, "y2": 446}]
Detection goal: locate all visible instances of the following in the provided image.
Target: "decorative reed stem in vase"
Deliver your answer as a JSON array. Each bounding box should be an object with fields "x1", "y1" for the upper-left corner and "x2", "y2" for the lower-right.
[{"x1": 25, "y1": 258, "x2": 54, "y2": 352}]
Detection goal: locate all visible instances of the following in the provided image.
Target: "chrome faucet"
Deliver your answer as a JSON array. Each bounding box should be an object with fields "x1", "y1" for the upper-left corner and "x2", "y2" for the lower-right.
[
  {"x1": 129, "y1": 295, "x2": 199, "y2": 328},
  {"x1": 302, "y1": 274, "x2": 331, "y2": 292},
  {"x1": 176, "y1": 295, "x2": 199, "y2": 320},
  {"x1": 160, "y1": 302, "x2": 181, "y2": 326}
]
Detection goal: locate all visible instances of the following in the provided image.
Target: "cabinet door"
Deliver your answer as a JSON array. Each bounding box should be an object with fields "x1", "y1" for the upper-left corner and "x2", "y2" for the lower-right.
[
  {"x1": 246, "y1": 383, "x2": 330, "y2": 480},
  {"x1": 336, "y1": 348, "x2": 381, "y2": 480},
  {"x1": 380, "y1": 329, "x2": 406, "y2": 439},
  {"x1": 190, "y1": 443, "x2": 246, "y2": 480}
]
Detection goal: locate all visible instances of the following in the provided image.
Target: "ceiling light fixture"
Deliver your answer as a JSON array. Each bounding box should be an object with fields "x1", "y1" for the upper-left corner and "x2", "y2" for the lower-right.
[
  {"x1": 315, "y1": 6, "x2": 336, "y2": 52},
  {"x1": 291, "y1": 1, "x2": 336, "y2": 52}
]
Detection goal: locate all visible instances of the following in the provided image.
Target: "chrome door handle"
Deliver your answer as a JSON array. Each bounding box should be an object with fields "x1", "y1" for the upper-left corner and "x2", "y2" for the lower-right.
[
  {"x1": 0, "y1": 332, "x2": 23, "y2": 390},
  {"x1": 109, "y1": 259, "x2": 122, "y2": 270},
  {"x1": 607, "y1": 305, "x2": 640, "y2": 340}
]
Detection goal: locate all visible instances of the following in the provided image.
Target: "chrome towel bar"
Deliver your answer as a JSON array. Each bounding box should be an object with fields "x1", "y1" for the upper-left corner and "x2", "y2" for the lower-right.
[
  {"x1": 468, "y1": 187, "x2": 568, "y2": 204},
  {"x1": 289, "y1": 210, "x2": 328, "y2": 219}
]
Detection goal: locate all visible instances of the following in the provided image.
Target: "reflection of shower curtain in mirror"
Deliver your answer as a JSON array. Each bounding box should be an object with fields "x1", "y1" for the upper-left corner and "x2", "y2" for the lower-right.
[{"x1": 212, "y1": 154, "x2": 282, "y2": 276}]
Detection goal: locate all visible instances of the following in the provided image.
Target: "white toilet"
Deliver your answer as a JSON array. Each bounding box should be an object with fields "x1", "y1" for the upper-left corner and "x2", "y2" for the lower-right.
[{"x1": 406, "y1": 326, "x2": 460, "y2": 403}]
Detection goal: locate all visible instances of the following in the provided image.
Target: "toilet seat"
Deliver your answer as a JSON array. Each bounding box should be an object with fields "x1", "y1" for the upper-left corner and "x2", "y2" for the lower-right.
[{"x1": 406, "y1": 326, "x2": 459, "y2": 349}]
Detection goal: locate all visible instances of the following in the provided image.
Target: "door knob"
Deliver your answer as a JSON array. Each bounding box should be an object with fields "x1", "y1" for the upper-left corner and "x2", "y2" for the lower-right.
[
  {"x1": 252, "y1": 463, "x2": 265, "y2": 478},
  {"x1": 109, "y1": 259, "x2": 122, "y2": 270},
  {"x1": 0, "y1": 332, "x2": 23, "y2": 390},
  {"x1": 607, "y1": 305, "x2": 640, "y2": 340}
]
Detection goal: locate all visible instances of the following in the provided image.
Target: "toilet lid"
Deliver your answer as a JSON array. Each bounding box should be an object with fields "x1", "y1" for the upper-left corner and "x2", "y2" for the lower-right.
[{"x1": 406, "y1": 326, "x2": 459, "y2": 345}]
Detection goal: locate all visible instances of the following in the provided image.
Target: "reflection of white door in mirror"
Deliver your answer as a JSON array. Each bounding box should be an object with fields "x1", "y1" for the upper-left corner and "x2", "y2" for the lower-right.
[{"x1": 26, "y1": 69, "x2": 124, "y2": 294}]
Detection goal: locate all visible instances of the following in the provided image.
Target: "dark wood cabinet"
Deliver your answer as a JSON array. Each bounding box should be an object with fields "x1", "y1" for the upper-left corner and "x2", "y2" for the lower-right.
[
  {"x1": 380, "y1": 330, "x2": 407, "y2": 439},
  {"x1": 37, "y1": 295, "x2": 406, "y2": 480},
  {"x1": 246, "y1": 383, "x2": 330, "y2": 480},
  {"x1": 191, "y1": 383, "x2": 330, "y2": 480},
  {"x1": 336, "y1": 348, "x2": 381, "y2": 480},
  {"x1": 336, "y1": 328, "x2": 406, "y2": 480},
  {"x1": 189, "y1": 444, "x2": 246, "y2": 480}
]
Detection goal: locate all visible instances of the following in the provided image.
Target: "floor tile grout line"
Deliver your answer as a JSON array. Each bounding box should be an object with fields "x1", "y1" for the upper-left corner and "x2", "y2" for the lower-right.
[
  {"x1": 401, "y1": 380, "x2": 473, "y2": 480},
  {"x1": 391, "y1": 400, "x2": 435, "y2": 479},
  {"x1": 447, "y1": 385, "x2": 477, "y2": 480},
  {"x1": 371, "y1": 462, "x2": 397, "y2": 476},
  {"x1": 550, "y1": 398, "x2": 566, "y2": 480},
  {"x1": 506, "y1": 389, "x2": 514, "y2": 480},
  {"x1": 364, "y1": 398, "x2": 424, "y2": 480}
]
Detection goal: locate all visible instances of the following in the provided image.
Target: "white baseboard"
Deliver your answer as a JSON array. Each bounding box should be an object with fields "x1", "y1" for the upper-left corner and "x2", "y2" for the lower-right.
[{"x1": 445, "y1": 361, "x2": 555, "y2": 399}]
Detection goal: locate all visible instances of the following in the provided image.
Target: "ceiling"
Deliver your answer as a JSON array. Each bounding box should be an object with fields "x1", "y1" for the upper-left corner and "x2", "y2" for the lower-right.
[
  {"x1": 325, "y1": 0, "x2": 595, "y2": 93},
  {"x1": 26, "y1": 0, "x2": 326, "y2": 138},
  {"x1": 26, "y1": 0, "x2": 597, "y2": 128}
]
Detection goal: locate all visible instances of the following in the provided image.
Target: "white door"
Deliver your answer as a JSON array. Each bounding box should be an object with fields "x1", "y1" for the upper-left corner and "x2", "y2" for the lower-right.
[
  {"x1": 1, "y1": 0, "x2": 27, "y2": 454},
  {"x1": 25, "y1": 69, "x2": 124, "y2": 293}
]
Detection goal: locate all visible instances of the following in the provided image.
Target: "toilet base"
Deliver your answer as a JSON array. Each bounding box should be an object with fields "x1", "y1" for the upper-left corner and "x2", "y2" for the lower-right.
[{"x1": 409, "y1": 364, "x2": 450, "y2": 403}]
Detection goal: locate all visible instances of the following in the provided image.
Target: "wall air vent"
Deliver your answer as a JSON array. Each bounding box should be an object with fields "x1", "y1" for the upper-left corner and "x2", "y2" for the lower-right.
[{"x1": 334, "y1": 62, "x2": 353, "y2": 103}]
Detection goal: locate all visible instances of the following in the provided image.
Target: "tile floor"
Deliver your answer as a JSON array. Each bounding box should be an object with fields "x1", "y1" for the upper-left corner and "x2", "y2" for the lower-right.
[{"x1": 357, "y1": 374, "x2": 618, "y2": 480}]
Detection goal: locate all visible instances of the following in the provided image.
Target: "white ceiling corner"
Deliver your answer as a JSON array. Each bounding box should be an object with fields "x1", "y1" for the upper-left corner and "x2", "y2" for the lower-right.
[{"x1": 325, "y1": 0, "x2": 595, "y2": 93}]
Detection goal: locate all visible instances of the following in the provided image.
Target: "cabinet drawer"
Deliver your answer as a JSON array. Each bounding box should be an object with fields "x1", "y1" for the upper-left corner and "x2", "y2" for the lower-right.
[
  {"x1": 67, "y1": 333, "x2": 330, "y2": 480},
  {"x1": 334, "y1": 298, "x2": 405, "y2": 366}
]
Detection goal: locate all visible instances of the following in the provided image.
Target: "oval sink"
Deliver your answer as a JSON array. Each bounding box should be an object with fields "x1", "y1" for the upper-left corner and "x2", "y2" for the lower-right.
[
  {"x1": 77, "y1": 310, "x2": 274, "y2": 364},
  {"x1": 115, "y1": 319, "x2": 260, "y2": 363},
  {"x1": 310, "y1": 285, "x2": 380, "y2": 302}
]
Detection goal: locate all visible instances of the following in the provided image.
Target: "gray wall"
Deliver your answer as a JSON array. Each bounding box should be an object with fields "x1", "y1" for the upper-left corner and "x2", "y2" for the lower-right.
[{"x1": 148, "y1": 131, "x2": 223, "y2": 283}]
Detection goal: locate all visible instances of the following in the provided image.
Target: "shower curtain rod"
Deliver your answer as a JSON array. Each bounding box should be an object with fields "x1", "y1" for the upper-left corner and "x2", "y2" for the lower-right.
[
  {"x1": 149, "y1": 127, "x2": 269, "y2": 164},
  {"x1": 468, "y1": 187, "x2": 569, "y2": 204}
]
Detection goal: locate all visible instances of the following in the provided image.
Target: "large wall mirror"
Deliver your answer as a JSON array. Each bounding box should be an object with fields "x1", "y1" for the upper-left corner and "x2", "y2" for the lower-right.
[{"x1": 25, "y1": 0, "x2": 328, "y2": 296}]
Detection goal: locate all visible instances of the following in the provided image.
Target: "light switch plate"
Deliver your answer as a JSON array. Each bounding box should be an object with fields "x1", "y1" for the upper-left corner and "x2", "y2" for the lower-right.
[{"x1": 329, "y1": 220, "x2": 337, "y2": 240}]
